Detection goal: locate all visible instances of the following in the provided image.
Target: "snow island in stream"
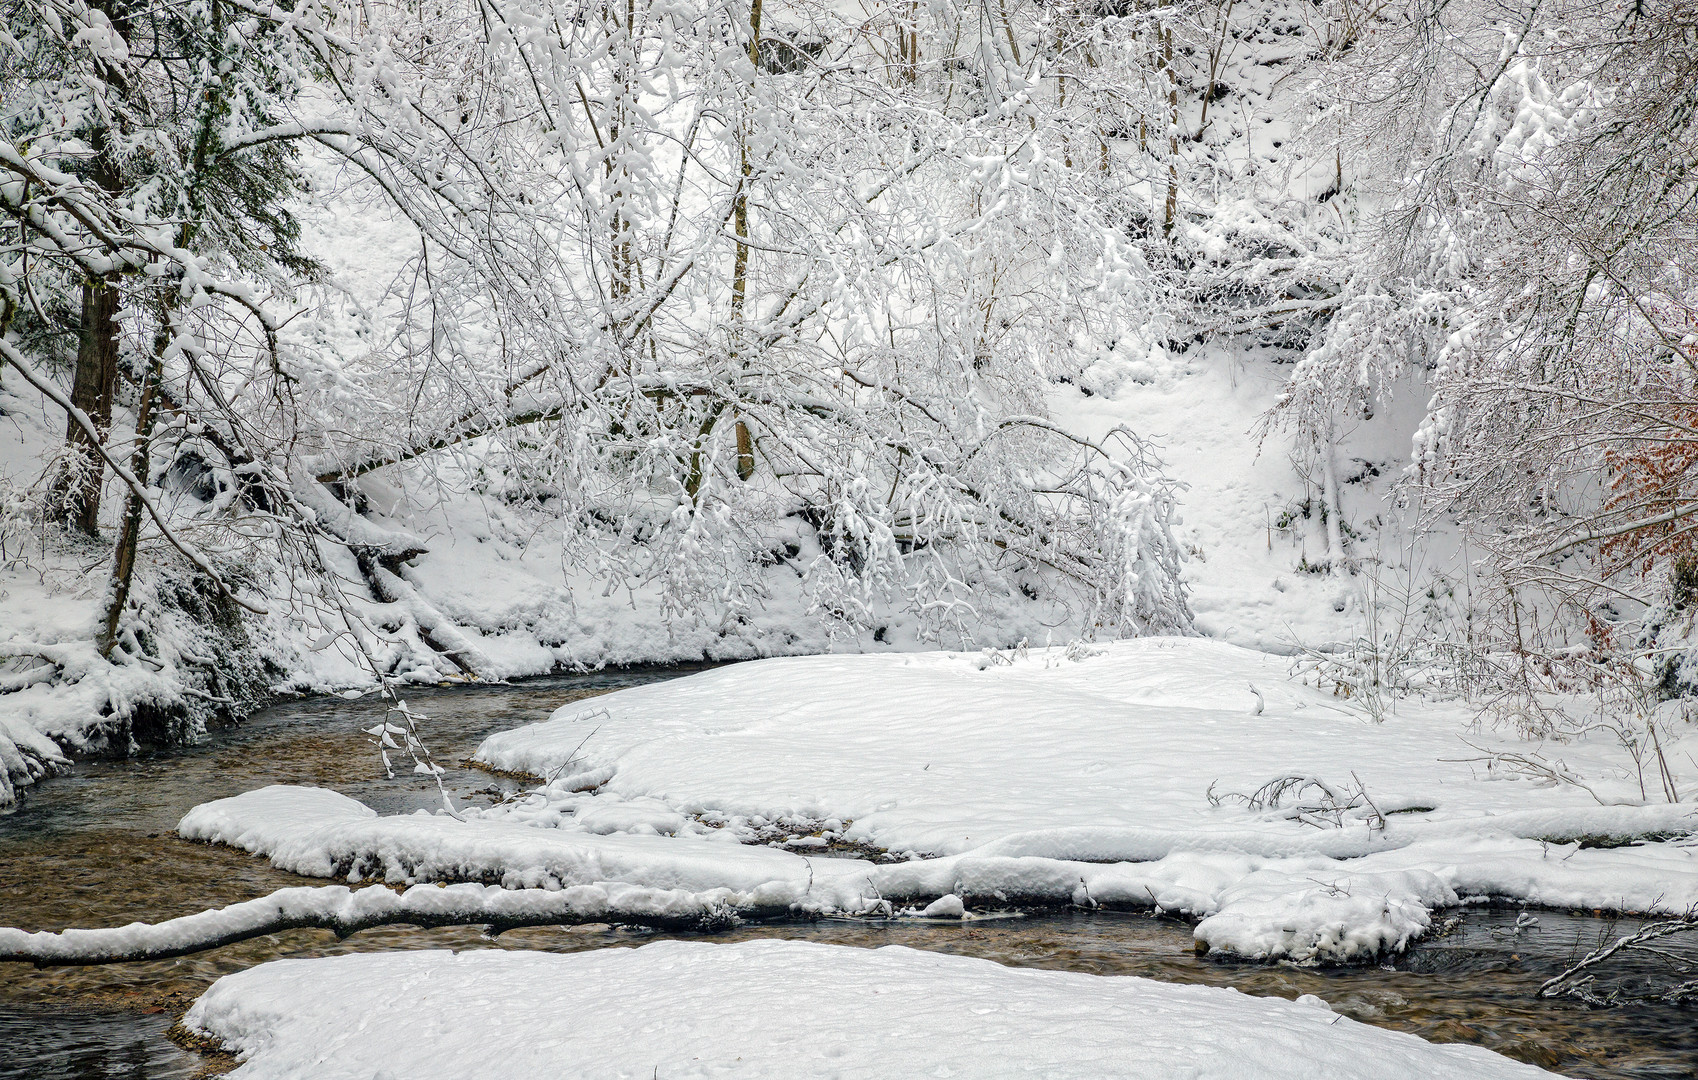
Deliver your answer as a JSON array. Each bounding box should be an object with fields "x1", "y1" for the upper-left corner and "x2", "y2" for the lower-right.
[{"x1": 8, "y1": 638, "x2": 1695, "y2": 1075}]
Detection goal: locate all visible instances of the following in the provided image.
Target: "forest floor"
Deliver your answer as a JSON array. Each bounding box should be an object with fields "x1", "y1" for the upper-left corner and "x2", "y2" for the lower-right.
[{"x1": 0, "y1": 334, "x2": 1414, "y2": 808}]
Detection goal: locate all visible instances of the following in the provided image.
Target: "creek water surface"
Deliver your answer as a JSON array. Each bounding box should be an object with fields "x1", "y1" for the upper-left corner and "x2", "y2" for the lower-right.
[{"x1": 1, "y1": 668, "x2": 1694, "y2": 1079}]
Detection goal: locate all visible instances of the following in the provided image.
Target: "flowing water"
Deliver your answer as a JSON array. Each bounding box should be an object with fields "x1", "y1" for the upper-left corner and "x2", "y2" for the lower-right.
[{"x1": 2, "y1": 669, "x2": 1695, "y2": 1078}]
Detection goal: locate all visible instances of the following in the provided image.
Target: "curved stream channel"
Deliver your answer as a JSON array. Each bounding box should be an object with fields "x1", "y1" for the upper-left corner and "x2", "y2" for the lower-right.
[{"x1": 2, "y1": 668, "x2": 1695, "y2": 1079}]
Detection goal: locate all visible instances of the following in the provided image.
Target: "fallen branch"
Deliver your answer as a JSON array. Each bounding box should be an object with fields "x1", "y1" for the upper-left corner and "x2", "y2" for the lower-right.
[
  {"x1": 1206, "y1": 773, "x2": 1386, "y2": 831},
  {"x1": 1447, "y1": 739, "x2": 1613, "y2": 806},
  {"x1": 0, "y1": 882, "x2": 773, "y2": 967},
  {"x1": 1539, "y1": 915, "x2": 1698, "y2": 1005}
]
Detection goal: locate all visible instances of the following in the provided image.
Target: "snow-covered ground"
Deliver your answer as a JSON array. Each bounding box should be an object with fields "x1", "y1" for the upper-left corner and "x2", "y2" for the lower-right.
[
  {"x1": 2, "y1": 36, "x2": 1417, "y2": 800},
  {"x1": 0, "y1": 0, "x2": 1447, "y2": 828},
  {"x1": 181, "y1": 939, "x2": 1557, "y2": 1079},
  {"x1": 173, "y1": 639, "x2": 1698, "y2": 964},
  {"x1": 5, "y1": 0, "x2": 1687, "y2": 1071},
  {"x1": 1063, "y1": 347, "x2": 1435, "y2": 653}
]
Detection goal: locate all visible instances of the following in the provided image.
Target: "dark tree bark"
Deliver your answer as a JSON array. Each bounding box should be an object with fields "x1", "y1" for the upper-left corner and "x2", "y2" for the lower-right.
[
  {"x1": 45, "y1": 33, "x2": 126, "y2": 539},
  {"x1": 47, "y1": 274, "x2": 121, "y2": 537},
  {"x1": 98, "y1": 325, "x2": 162, "y2": 656}
]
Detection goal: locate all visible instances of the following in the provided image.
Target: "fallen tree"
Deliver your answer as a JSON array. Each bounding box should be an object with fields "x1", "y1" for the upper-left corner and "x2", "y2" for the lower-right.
[{"x1": 0, "y1": 882, "x2": 804, "y2": 966}]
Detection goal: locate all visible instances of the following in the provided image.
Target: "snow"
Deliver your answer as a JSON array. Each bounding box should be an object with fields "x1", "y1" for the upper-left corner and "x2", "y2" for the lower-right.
[
  {"x1": 0, "y1": 44, "x2": 1399, "y2": 809},
  {"x1": 472, "y1": 638, "x2": 1694, "y2": 853},
  {"x1": 0, "y1": 5, "x2": 1685, "y2": 1068},
  {"x1": 0, "y1": 165, "x2": 1400, "y2": 814},
  {"x1": 172, "y1": 639, "x2": 1698, "y2": 962},
  {"x1": 177, "y1": 784, "x2": 885, "y2": 914},
  {"x1": 1192, "y1": 865, "x2": 1447, "y2": 961},
  {"x1": 1057, "y1": 351, "x2": 1371, "y2": 651},
  {"x1": 0, "y1": 711, "x2": 71, "y2": 810},
  {"x1": 179, "y1": 783, "x2": 1698, "y2": 962},
  {"x1": 0, "y1": 882, "x2": 740, "y2": 965},
  {"x1": 919, "y1": 892, "x2": 966, "y2": 918},
  {"x1": 181, "y1": 940, "x2": 1559, "y2": 1079},
  {"x1": 0, "y1": 345, "x2": 1402, "y2": 812}
]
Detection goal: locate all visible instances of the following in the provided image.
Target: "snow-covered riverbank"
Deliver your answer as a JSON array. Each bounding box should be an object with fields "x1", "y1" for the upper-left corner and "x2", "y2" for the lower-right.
[
  {"x1": 170, "y1": 639, "x2": 1698, "y2": 964},
  {"x1": 2, "y1": 339, "x2": 1389, "y2": 812}
]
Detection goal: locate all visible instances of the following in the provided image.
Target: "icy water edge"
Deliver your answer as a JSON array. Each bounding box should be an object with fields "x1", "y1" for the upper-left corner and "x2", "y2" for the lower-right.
[{"x1": 1, "y1": 669, "x2": 1694, "y2": 1079}]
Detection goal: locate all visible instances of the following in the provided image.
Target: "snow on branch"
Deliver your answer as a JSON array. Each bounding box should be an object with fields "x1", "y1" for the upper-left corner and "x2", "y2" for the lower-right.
[
  {"x1": 0, "y1": 338, "x2": 266, "y2": 615},
  {"x1": 0, "y1": 882, "x2": 767, "y2": 967},
  {"x1": 1539, "y1": 914, "x2": 1698, "y2": 1006}
]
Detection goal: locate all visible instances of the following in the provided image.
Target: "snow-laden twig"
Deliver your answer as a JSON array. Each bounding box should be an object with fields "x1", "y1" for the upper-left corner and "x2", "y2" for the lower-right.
[
  {"x1": 1447, "y1": 739, "x2": 1613, "y2": 806},
  {"x1": 1207, "y1": 773, "x2": 1387, "y2": 831},
  {"x1": 1539, "y1": 914, "x2": 1698, "y2": 1005},
  {"x1": 0, "y1": 339, "x2": 264, "y2": 614}
]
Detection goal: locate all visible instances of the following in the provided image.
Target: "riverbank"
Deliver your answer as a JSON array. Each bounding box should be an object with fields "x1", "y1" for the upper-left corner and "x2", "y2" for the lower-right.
[
  {"x1": 142, "y1": 640, "x2": 1694, "y2": 971},
  {"x1": 2, "y1": 336, "x2": 1407, "y2": 812}
]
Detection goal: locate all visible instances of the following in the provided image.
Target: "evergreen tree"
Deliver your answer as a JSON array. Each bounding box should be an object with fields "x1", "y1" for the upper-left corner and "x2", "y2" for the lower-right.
[{"x1": 2, "y1": 0, "x2": 315, "y2": 544}]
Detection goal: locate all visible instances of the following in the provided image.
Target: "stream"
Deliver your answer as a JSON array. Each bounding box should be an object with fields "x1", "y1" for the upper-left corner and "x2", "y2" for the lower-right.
[{"x1": 2, "y1": 667, "x2": 1695, "y2": 1079}]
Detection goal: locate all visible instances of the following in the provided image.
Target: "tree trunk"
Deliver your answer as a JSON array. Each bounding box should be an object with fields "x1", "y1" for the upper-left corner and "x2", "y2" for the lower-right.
[
  {"x1": 98, "y1": 323, "x2": 163, "y2": 657},
  {"x1": 724, "y1": 0, "x2": 763, "y2": 487},
  {"x1": 898, "y1": 0, "x2": 918, "y2": 84},
  {"x1": 1319, "y1": 435, "x2": 1347, "y2": 574},
  {"x1": 1162, "y1": 23, "x2": 1179, "y2": 238},
  {"x1": 735, "y1": 418, "x2": 755, "y2": 480},
  {"x1": 48, "y1": 275, "x2": 121, "y2": 537}
]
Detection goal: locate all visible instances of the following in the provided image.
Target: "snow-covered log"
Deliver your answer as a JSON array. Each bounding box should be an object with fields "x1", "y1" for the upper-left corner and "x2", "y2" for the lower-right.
[{"x1": 0, "y1": 882, "x2": 765, "y2": 967}]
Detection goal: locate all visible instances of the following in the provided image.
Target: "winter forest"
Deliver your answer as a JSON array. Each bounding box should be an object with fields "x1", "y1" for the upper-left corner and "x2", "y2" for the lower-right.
[{"x1": 2, "y1": 0, "x2": 1698, "y2": 1074}]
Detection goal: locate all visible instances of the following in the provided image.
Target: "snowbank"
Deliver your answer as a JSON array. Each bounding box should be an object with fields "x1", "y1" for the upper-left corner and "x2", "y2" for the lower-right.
[
  {"x1": 178, "y1": 785, "x2": 882, "y2": 913},
  {"x1": 0, "y1": 0, "x2": 1449, "y2": 818},
  {"x1": 472, "y1": 638, "x2": 1695, "y2": 853},
  {"x1": 182, "y1": 940, "x2": 1557, "y2": 1079},
  {"x1": 0, "y1": 712, "x2": 71, "y2": 810},
  {"x1": 0, "y1": 293, "x2": 1402, "y2": 815},
  {"x1": 179, "y1": 785, "x2": 1698, "y2": 962},
  {"x1": 173, "y1": 639, "x2": 1698, "y2": 962}
]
